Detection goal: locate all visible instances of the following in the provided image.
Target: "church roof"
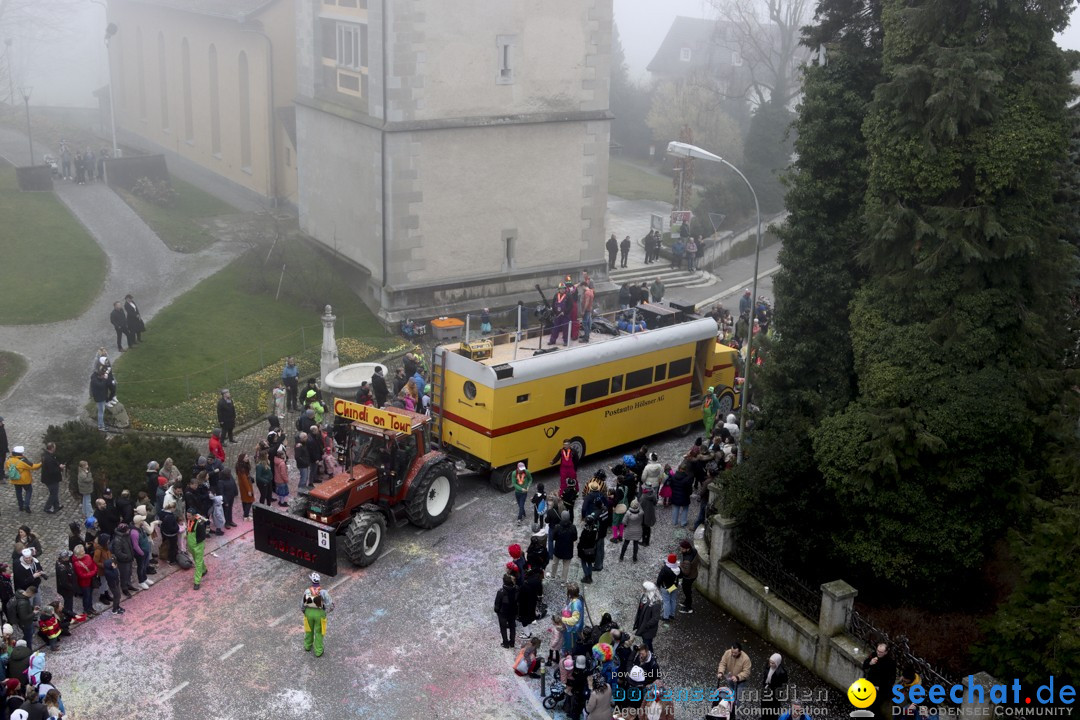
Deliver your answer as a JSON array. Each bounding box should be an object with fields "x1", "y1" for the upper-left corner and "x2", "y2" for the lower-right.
[{"x1": 125, "y1": 0, "x2": 280, "y2": 22}]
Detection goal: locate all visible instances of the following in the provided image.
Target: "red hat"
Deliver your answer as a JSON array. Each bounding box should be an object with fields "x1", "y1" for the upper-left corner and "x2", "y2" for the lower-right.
[
  {"x1": 667, "y1": 554, "x2": 678, "y2": 564},
  {"x1": 158, "y1": 475, "x2": 168, "y2": 487},
  {"x1": 508, "y1": 543, "x2": 522, "y2": 559},
  {"x1": 505, "y1": 561, "x2": 519, "y2": 574}
]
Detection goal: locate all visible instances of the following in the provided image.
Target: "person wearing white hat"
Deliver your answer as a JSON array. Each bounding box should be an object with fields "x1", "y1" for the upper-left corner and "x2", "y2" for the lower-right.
[
  {"x1": 512, "y1": 462, "x2": 533, "y2": 523},
  {"x1": 5, "y1": 447, "x2": 41, "y2": 513}
]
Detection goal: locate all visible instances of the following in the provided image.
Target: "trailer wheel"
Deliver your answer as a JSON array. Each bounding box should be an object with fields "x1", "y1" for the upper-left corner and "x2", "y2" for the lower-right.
[
  {"x1": 343, "y1": 511, "x2": 386, "y2": 567},
  {"x1": 289, "y1": 494, "x2": 310, "y2": 517},
  {"x1": 489, "y1": 464, "x2": 516, "y2": 493},
  {"x1": 673, "y1": 423, "x2": 694, "y2": 437},
  {"x1": 568, "y1": 436, "x2": 587, "y2": 460},
  {"x1": 407, "y1": 460, "x2": 457, "y2": 528},
  {"x1": 716, "y1": 391, "x2": 735, "y2": 419}
]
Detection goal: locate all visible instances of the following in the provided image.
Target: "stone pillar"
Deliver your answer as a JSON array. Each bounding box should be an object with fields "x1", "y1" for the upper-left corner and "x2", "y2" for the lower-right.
[
  {"x1": 707, "y1": 517, "x2": 737, "y2": 600},
  {"x1": 818, "y1": 580, "x2": 857, "y2": 638},
  {"x1": 320, "y1": 304, "x2": 339, "y2": 391},
  {"x1": 962, "y1": 672, "x2": 998, "y2": 716}
]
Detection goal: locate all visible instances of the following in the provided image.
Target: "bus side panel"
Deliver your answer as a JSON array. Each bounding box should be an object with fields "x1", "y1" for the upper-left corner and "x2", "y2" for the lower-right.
[
  {"x1": 439, "y1": 368, "x2": 494, "y2": 466},
  {"x1": 488, "y1": 342, "x2": 704, "y2": 470}
]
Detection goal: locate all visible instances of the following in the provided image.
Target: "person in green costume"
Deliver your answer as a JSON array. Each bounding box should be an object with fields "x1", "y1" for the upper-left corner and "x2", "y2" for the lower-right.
[{"x1": 302, "y1": 572, "x2": 334, "y2": 656}]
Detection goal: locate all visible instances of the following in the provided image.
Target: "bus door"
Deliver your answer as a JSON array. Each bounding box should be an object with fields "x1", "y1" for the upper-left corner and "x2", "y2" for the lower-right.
[{"x1": 690, "y1": 340, "x2": 711, "y2": 406}]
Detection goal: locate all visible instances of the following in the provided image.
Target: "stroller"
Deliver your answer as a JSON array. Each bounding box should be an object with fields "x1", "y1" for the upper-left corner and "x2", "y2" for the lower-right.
[{"x1": 542, "y1": 668, "x2": 570, "y2": 711}]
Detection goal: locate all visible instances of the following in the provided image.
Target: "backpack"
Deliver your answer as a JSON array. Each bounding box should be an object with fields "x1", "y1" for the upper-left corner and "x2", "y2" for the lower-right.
[
  {"x1": 26, "y1": 650, "x2": 45, "y2": 685},
  {"x1": 6, "y1": 461, "x2": 20, "y2": 482},
  {"x1": 110, "y1": 534, "x2": 134, "y2": 563},
  {"x1": 175, "y1": 550, "x2": 193, "y2": 570}
]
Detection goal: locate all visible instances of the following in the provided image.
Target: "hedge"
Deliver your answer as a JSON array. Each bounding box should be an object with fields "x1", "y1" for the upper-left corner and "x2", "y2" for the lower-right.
[{"x1": 43, "y1": 421, "x2": 200, "y2": 501}]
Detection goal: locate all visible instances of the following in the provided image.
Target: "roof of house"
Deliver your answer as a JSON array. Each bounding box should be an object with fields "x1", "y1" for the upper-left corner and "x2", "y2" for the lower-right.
[
  {"x1": 124, "y1": 0, "x2": 279, "y2": 22},
  {"x1": 647, "y1": 16, "x2": 739, "y2": 77}
]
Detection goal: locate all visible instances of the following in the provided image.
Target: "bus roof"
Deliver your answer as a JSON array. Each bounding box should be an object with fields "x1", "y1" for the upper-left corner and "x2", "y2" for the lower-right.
[{"x1": 442, "y1": 317, "x2": 721, "y2": 387}]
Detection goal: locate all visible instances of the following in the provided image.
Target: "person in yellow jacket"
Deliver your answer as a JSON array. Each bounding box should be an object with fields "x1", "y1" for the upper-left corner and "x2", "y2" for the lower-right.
[
  {"x1": 5, "y1": 446, "x2": 41, "y2": 513},
  {"x1": 302, "y1": 572, "x2": 333, "y2": 657}
]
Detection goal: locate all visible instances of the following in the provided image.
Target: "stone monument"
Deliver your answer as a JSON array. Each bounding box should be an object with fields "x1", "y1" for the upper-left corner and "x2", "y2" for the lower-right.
[{"x1": 320, "y1": 304, "x2": 340, "y2": 390}]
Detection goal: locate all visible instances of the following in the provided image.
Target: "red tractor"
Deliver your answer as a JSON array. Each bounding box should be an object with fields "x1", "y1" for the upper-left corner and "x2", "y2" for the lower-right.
[{"x1": 290, "y1": 403, "x2": 457, "y2": 567}]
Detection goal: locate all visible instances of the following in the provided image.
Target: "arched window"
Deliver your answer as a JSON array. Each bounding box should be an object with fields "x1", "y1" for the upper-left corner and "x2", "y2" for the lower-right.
[
  {"x1": 209, "y1": 44, "x2": 221, "y2": 156},
  {"x1": 238, "y1": 50, "x2": 252, "y2": 171},
  {"x1": 182, "y1": 38, "x2": 193, "y2": 142},
  {"x1": 136, "y1": 27, "x2": 146, "y2": 120},
  {"x1": 158, "y1": 31, "x2": 169, "y2": 131}
]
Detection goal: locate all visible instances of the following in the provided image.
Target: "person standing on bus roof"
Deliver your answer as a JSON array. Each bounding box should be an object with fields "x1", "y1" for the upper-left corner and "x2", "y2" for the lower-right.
[
  {"x1": 552, "y1": 440, "x2": 579, "y2": 494},
  {"x1": 579, "y1": 280, "x2": 595, "y2": 344},
  {"x1": 548, "y1": 284, "x2": 571, "y2": 347}
]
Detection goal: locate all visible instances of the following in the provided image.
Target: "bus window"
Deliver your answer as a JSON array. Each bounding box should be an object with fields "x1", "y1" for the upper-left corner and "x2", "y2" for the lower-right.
[
  {"x1": 581, "y1": 378, "x2": 610, "y2": 402},
  {"x1": 565, "y1": 387, "x2": 578, "y2": 406},
  {"x1": 625, "y1": 367, "x2": 653, "y2": 390},
  {"x1": 611, "y1": 375, "x2": 624, "y2": 393},
  {"x1": 655, "y1": 364, "x2": 667, "y2": 381},
  {"x1": 516, "y1": 394, "x2": 529, "y2": 403},
  {"x1": 669, "y1": 357, "x2": 692, "y2": 378}
]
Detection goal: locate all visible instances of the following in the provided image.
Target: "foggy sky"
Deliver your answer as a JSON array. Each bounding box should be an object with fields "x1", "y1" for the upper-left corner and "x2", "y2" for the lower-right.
[{"x1": 6, "y1": 0, "x2": 1080, "y2": 107}]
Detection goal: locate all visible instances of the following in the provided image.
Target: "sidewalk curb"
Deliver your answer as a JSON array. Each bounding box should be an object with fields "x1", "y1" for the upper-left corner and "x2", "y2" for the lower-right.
[{"x1": 691, "y1": 264, "x2": 782, "y2": 312}]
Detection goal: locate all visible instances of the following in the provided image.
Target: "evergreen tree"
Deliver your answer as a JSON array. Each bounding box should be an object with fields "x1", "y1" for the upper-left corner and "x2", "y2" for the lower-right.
[
  {"x1": 721, "y1": 0, "x2": 881, "y2": 567},
  {"x1": 814, "y1": 0, "x2": 1078, "y2": 600}
]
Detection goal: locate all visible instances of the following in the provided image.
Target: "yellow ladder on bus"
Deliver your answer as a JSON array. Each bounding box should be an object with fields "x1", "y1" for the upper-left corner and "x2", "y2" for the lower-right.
[{"x1": 430, "y1": 347, "x2": 447, "y2": 447}]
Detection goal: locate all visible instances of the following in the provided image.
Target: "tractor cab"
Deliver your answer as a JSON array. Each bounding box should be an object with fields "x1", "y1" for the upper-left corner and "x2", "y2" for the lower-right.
[{"x1": 292, "y1": 400, "x2": 457, "y2": 567}]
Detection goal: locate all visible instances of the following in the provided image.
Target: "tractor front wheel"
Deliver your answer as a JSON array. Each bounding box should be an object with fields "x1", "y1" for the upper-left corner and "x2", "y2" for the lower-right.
[
  {"x1": 407, "y1": 461, "x2": 457, "y2": 528},
  {"x1": 343, "y1": 511, "x2": 386, "y2": 567}
]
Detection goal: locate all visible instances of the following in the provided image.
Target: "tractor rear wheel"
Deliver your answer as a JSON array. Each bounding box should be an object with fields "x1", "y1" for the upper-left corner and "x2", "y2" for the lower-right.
[
  {"x1": 407, "y1": 460, "x2": 457, "y2": 528},
  {"x1": 289, "y1": 494, "x2": 310, "y2": 517},
  {"x1": 489, "y1": 464, "x2": 516, "y2": 493},
  {"x1": 343, "y1": 511, "x2": 386, "y2": 567}
]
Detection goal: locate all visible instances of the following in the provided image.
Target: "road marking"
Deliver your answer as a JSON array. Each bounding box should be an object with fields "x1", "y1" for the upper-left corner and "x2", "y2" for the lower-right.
[
  {"x1": 219, "y1": 643, "x2": 244, "y2": 661},
  {"x1": 161, "y1": 682, "x2": 189, "y2": 701},
  {"x1": 379, "y1": 547, "x2": 399, "y2": 561},
  {"x1": 454, "y1": 497, "x2": 479, "y2": 511},
  {"x1": 268, "y1": 613, "x2": 291, "y2": 627},
  {"x1": 329, "y1": 575, "x2": 353, "y2": 591}
]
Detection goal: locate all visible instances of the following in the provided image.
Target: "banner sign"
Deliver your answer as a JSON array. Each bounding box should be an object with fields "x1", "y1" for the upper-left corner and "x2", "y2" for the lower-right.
[
  {"x1": 252, "y1": 504, "x2": 338, "y2": 576},
  {"x1": 333, "y1": 398, "x2": 415, "y2": 433}
]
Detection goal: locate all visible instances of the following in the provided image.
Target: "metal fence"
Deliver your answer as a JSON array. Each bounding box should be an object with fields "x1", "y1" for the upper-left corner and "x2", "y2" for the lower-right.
[
  {"x1": 846, "y1": 608, "x2": 958, "y2": 689},
  {"x1": 730, "y1": 540, "x2": 822, "y2": 620}
]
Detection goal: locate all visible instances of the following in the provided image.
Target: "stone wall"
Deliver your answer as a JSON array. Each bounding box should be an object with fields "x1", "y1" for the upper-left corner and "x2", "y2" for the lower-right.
[{"x1": 697, "y1": 516, "x2": 865, "y2": 694}]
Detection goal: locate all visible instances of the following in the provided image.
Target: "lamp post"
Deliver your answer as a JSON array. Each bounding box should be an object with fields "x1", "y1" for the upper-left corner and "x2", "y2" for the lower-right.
[
  {"x1": 665, "y1": 141, "x2": 761, "y2": 465},
  {"x1": 3, "y1": 39, "x2": 13, "y2": 111},
  {"x1": 104, "y1": 23, "x2": 119, "y2": 157},
  {"x1": 20, "y1": 85, "x2": 33, "y2": 165}
]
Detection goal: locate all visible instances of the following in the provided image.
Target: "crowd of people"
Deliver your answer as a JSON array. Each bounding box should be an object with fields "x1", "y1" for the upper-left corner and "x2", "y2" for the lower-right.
[{"x1": 495, "y1": 431, "x2": 812, "y2": 720}]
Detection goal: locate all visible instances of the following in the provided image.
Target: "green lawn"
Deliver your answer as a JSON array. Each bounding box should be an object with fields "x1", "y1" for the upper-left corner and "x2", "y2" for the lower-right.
[
  {"x1": 113, "y1": 238, "x2": 389, "y2": 409},
  {"x1": 608, "y1": 157, "x2": 677, "y2": 203},
  {"x1": 119, "y1": 177, "x2": 235, "y2": 253},
  {"x1": 0, "y1": 165, "x2": 107, "y2": 324},
  {"x1": 0, "y1": 351, "x2": 28, "y2": 397}
]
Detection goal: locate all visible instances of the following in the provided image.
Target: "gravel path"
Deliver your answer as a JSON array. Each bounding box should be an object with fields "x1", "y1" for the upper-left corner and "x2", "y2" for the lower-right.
[{"x1": 0, "y1": 125, "x2": 245, "y2": 574}]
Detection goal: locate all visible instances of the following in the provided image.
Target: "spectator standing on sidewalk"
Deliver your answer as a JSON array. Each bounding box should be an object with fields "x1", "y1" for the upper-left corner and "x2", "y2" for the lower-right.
[
  {"x1": 40, "y1": 443, "x2": 64, "y2": 514},
  {"x1": 282, "y1": 357, "x2": 300, "y2": 412},
  {"x1": 678, "y1": 539, "x2": 700, "y2": 614},
  {"x1": 217, "y1": 390, "x2": 237, "y2": 444},
  {"x1": 619, "y1": 236, "x2": 631, "y2": 268},
  {"x1": 5, "y1": 448, "x2": 40, "y2": 514},
  {"x1": 77, "y1": 461, "x2": 94, "y2": 518},
  {"x1": 657, "y1": 554, "x2": 680, "y2": 624},
  {"x1": 89, "y1": 370, "x2": 111, "y2": 431},
  {"x1": 71, "y1": 545, "x2": 97, "y2": 617},
  {"x1": 686, "y1": 237, "x2": 699, "y2": 271},
  {"x1": 0, "y1": 417, "x2": 7, "y2": 464},
  {"x1": 512, "y1": 463, "x2": 532, "y2": 523}
]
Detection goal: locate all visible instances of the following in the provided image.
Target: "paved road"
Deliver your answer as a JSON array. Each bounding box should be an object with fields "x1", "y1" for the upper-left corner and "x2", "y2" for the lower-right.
[{"x1": 42, "y1": 412, "x2": 846, "y2": 719}]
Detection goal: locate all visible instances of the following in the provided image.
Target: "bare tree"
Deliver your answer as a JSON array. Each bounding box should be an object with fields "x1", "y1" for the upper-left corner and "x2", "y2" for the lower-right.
[{"x1": 710, "y1": 0, "x2": 811, "y2": 107}]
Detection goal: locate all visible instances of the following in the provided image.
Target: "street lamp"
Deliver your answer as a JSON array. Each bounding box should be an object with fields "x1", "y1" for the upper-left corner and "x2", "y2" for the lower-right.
[
  {"x1": 666, "y1": 141, "x2": 761, "y2": 465},
  {"x1": 20, "y1": 85, "x2": 33, "y2": 165},
  {"x1": 3, "y1": 39, "x2": 13, "y2": 111},
  {"x1": 104, "y1": 22, "x2": 118, "y2": 157}
]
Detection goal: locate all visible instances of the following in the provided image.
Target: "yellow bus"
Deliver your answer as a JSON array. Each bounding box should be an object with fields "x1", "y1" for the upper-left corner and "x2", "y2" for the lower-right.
[{"x1": 430, "y1": 316, "x2": 739, "y2": 491}]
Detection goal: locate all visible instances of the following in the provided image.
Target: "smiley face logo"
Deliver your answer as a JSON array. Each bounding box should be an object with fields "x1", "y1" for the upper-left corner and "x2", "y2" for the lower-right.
[{"x1": 848, "y1": 678, "x2": 877, "y2": 709}]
